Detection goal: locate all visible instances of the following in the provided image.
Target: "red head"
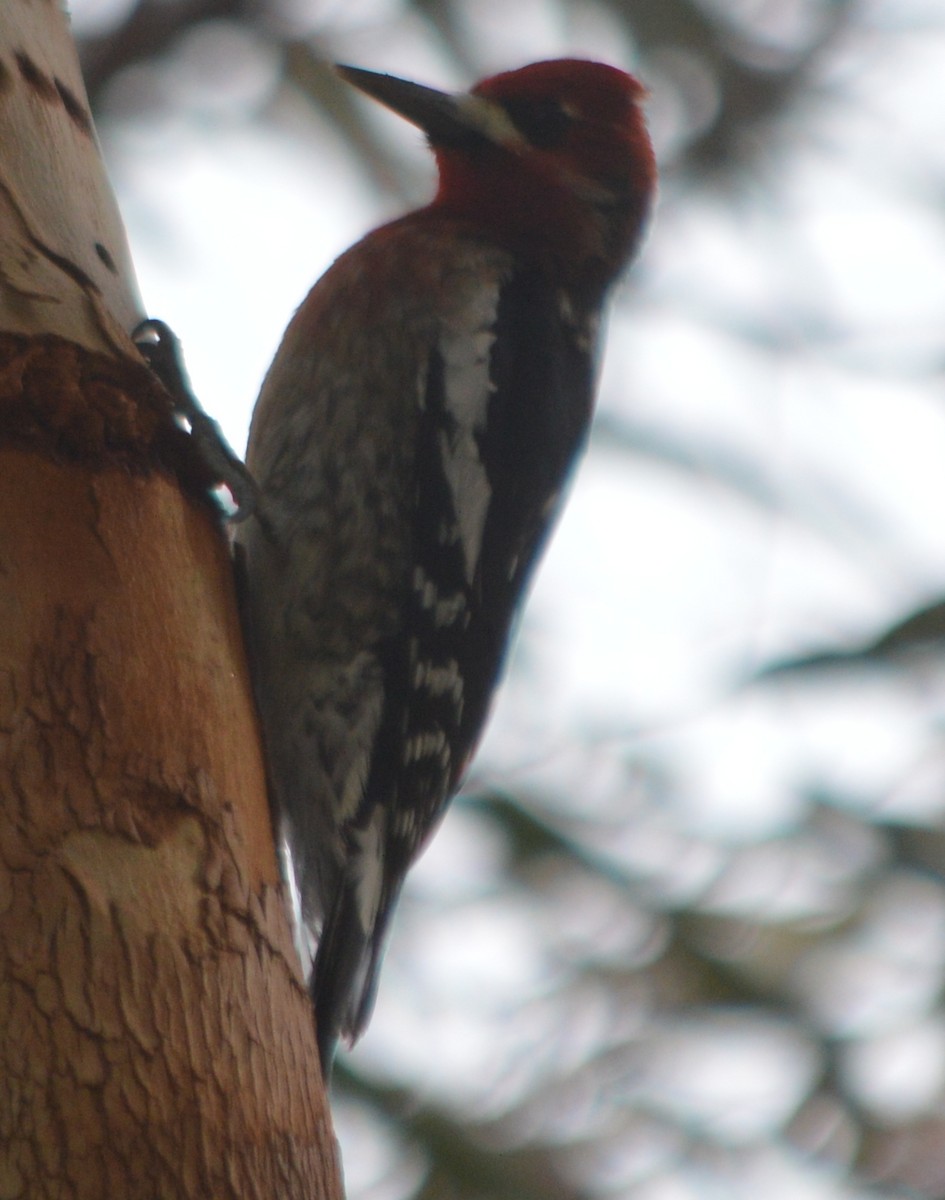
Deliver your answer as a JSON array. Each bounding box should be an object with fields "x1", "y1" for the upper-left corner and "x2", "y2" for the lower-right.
[{"x1": 337, "y1": 59, "x2": 656, "y2": 293}]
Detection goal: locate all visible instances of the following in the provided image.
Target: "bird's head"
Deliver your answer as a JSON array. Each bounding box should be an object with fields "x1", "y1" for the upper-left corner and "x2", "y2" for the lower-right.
[{"x1": 336, "y1": 59, "x2": 656, "y2": 292}]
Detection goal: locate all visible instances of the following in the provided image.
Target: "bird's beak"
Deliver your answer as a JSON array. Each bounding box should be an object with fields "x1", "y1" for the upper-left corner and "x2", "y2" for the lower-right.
[{"x1": 335, "y1": 64, "x2": 522, "y2": 149}]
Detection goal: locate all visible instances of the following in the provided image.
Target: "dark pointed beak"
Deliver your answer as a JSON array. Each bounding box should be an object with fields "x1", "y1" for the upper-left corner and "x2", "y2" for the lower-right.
[{"x1": 335, "y1": 64, "x2": 518, "y2": 149}]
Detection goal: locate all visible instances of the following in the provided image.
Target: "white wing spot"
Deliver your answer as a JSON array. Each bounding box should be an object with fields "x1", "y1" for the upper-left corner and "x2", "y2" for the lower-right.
[
  {"x1": 403, "y1": 729, "x2": 451, "y2": 767},
  {"x1": 352, "y1": 809, "x2": 386, "y2": 933},
  {"x1": 438, "y1": 280, "x2": 501, "y2": 583},
  {"x1": 412, "y1": 566, "x2": 469, "y2": 628},
  {"x1": 413, "y1": 657, "x2": 464, "y2": 703},
  {"x1": 558, "y1": 291, "x2": 600, "y2": 355}
]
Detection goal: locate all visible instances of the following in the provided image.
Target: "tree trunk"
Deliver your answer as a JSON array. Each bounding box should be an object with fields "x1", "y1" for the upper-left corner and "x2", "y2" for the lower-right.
[{"x1": 0, "y1": 8, "x2": 341, "y2": 1198}]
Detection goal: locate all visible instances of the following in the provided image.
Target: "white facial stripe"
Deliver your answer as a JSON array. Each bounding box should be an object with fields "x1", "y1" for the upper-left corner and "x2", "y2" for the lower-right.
[{"x1": 455, "y1": 93, "x2": 526, "y2": 147}]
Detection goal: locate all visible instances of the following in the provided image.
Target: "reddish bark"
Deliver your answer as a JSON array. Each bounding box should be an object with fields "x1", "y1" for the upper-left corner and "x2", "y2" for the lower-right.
[{"x1": 0, "y1": 334, "x2": 342, "y2": 1199}]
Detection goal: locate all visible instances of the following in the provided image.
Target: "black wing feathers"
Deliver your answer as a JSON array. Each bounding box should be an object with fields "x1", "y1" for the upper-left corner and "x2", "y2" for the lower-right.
[
  {"x1": 401, "y1": 266, "x2": 596, "y2": 825},
  {"x1": 311, "y1": 266, "x2": 596, "y2": 1072},
  {"x1": 460, "y1": 269, "x2": 596, "y2": 751}
]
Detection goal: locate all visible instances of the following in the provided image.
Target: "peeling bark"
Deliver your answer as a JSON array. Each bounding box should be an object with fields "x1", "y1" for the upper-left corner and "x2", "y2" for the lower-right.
[
  {"x1": 0, "y1": 339, "x2": 342, "y2": 1198},
  {"x1": 0, "y1": 6, "x2": 342, "y2": 1197}
]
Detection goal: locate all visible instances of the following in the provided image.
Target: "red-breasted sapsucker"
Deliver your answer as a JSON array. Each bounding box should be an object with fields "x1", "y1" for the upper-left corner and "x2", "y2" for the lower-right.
[{"x1": 235, "y1": 59, "x2": 656, "y2": 1074}]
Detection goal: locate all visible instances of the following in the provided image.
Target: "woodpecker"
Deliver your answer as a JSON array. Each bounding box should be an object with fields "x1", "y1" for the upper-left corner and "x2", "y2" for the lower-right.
[{"x1": 235, "y1": 59, "x2": 656, "y2": 1075}]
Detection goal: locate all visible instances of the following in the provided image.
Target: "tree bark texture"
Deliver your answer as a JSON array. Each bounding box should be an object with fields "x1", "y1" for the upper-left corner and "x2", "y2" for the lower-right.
[
  {"x1": 0, "y1": 4, "x2": 343, "y2": 1190},
  {"x1": 0, "y1": 334, "x2": 342, "y2": 1198}
]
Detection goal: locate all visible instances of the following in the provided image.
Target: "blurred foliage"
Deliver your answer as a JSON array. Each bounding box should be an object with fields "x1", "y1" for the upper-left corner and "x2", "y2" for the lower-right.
[
  {"x1": 73, "y1": 1, "x2": 945, "y2": 1197},
  {"x1": 77, "y1": 0, "x2": 858, "y2": 185}
]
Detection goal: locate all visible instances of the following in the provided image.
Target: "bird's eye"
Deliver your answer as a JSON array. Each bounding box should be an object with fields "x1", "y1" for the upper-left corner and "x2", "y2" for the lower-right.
[{"x1": 501, "y1": 97, "x2": 575, "y2": 149}]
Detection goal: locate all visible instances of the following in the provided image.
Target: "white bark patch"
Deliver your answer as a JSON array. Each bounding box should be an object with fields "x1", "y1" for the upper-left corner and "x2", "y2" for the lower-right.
[{"x1": 0, "y1": 6, "x2": 142, "y2": 349}]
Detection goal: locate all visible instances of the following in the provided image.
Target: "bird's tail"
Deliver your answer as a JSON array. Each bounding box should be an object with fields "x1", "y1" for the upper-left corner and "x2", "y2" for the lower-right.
[{"x1": 310, "y1": 859, "x2": 394, "y2": 1079}]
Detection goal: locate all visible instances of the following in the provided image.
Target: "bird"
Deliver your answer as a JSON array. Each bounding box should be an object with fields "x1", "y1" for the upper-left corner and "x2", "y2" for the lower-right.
[{"x1": 234, "y1": 58, "x2": 656, "y2": 1076}]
